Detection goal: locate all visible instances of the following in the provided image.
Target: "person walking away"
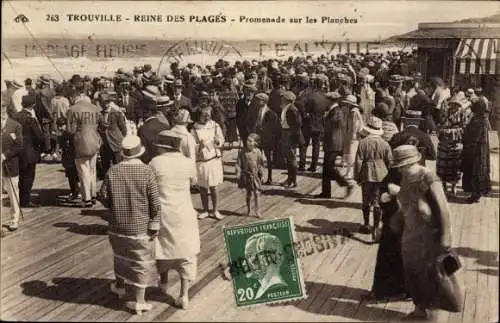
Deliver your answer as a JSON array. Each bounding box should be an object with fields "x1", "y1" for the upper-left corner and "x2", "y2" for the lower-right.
[
  {"x1": 388, "y1": 75, "x2": 406, "y2": 130},
  {"x1": 430, "y1": 77, "x2": 451, "y2": 133},
  {"x1": 191, "y1": 106, "x2": 225, "y2": 220},
  {"x1": 67, "y1": 82, "x2": 102, "y2": 208},
  {"x1": 149, "y1": 130, "x2": 200, "y2": 309},
  {"x1": 97, "y1": 92, "x2": 127, "y2": 176},
  {"x1": 280, "y1": 91, "x2": 304, "y2": 189},
  {"x1": 11, "y1": 79, "x2": 30, "y2": 115},
  {"x1": 315, "y1": 92, "x2": 353, "y2": 198},
  {"x1": 236, "y1": 133, "x2": 265, "y2": 217},
  {"x1": 390, "y1": 145, "x2": 454, "y2": 321},
  {"x1": 354, "y1": 116, "x2": 393, "y2": 241},
  {"x1": 57, "y1": 117, "x2": 80, "y2": 203},
  {"x1": 436, "y1": 96, "x2": 467, "y2": 196},
  {"x1": 1, "y1": 104, "x2": 23, "y2": 230},
  {"x1": 138, "y1": 96, "x2": 171, "y2": 164},
  {"x1": 373, "y1": 102, "x2": 399, "y2": 142},
  {"x1": 390, "y1": 110, "x2": 436, "y2": 166},
  {"x1": 343, "y1": 94, "x2": 364, "y2": 194},
  {"x1": 50, "y1": 84, "x2": 70, "y2": 158},
  {"x1": 98, "y1": 135, "x2": 160, "y2": 314},
  {"x1": 358, "y1": 73, "x2": 376, "y2": 124},
  {"x1": 12, "y1": 94, "x2": 44, "y2": 208},
  {"x1": 170, "y1": 109, "x2": 197, "y2": 163},
  {"x1": 299, "y1": 78, "x2": 329, "y2": 172},
  {"x1": 461, "y1": 99, "x2": 491, "y2": 203}
]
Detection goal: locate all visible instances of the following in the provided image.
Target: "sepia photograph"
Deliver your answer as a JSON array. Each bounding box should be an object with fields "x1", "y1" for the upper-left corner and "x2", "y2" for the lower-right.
[{"x1": 1, "y1": 0, "x2": 499, "y2": 321}]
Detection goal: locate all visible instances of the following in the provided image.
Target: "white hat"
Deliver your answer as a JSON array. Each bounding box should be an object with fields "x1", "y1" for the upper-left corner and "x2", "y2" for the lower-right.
[
  {"x1": 362, "y1": 116, "x2": 384, "y2": 136},
  {"x1": 120, "y1": 135, "x2": 145, "y2": 159},
  {"x1": 142, "y1": 85, "x2": 160, "y2": 101}
]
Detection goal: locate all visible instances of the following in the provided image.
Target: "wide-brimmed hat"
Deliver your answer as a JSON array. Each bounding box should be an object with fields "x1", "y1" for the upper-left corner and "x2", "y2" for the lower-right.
[
  {"x1": 341, "y1": 94, "x2": 359, "y2": 107},
  {"x1": 325, "y1": 91, "x2": 342, "y2": 101},
  {"x1": 142, "y1": 85, "x2": 160, "y2": 100},
  {"x1": 389, "y1": 74, "x2": 404, "y2": 84},
  {"x1": 39, "y1": 74, "x2": 51, "y2": 85},
  {"x1": 164, "y1": 74, "x2": 175, "y2": 84},
  {"x1": 120, "y1": 135, "x2": 145, "y2": 159},
  {"x1": 373, "y1": 102, "x2": 393, "y2": 118},
  {"x1": 281, "y1": 91, "x2": 296, "y2": 102},
  {"x1": 174, "y1": 79, "x2": 184, "y2": 87},
  {"x1": 156, "y1": 96, "x2": 174, "y2": 108},
  {"x1": 391, "y1": 145, "x2": 422, "y2": 168},
  {"x1": 173, "y1": 108, "x2": 192, "y2": 125},
  {"x1": 154, "y1": 130, "x2": 181, "y2": 150},
  {"x1": 402, "y1": 109, "x2": 424, "y2": 120},
  {"x1": 255, "y1": 93, "x2": 269, "y2": 101},
  {"x1": 362, "y1": 116, "x2": 384, "y2": 136},
  {"x1": 11, "y1": 80, "x2": 23, "y2": 89},
  {"x1": 98, "y1": 91, "x2": 116, "y2": 103}
]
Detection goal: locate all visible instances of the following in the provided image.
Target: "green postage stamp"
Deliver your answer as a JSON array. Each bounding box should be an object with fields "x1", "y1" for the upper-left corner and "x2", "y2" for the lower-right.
[{"x1": 223, "y1": 217, "x2": 306, "y2": 307}]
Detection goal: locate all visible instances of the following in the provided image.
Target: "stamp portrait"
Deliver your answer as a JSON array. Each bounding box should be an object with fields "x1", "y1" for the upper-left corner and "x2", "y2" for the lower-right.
[{"x1": 223, "y1": 218, "x2": 306, "y2": 306}]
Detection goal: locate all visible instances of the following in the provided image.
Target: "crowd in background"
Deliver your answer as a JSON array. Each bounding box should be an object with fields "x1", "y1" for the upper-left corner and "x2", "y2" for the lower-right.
[{"x1": 0, "y1": 50, "x2": 493, "y2": 317}]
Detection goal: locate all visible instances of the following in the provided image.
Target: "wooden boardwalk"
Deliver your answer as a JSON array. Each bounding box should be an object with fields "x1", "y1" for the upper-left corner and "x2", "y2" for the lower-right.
[{"x1": 1, "y1": 137, "x2": 499, "y2": 322}]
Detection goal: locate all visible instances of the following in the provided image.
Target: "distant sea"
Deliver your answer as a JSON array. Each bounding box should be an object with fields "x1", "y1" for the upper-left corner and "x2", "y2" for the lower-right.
[{"x1": 1, "y1": 38, "x2": 412, "y2": 84}]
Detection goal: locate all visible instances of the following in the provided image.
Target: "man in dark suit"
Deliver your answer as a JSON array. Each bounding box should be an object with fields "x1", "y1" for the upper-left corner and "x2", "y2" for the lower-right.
[
  {"x1": 236, "y1": 82, "x2": 257, "y2": 146},
  {"x1": 247, "y1": 93, "x2": 279, "y2": 184},
  {"x1": 389, "y1": 110, "x2": 436, "y2": 165},
  {"x1": 97, "y1": 92, "x2": 127, "y2": 177},
  {"x1": 298, "y1": 80, "x2": 330, "y2": 172},
  {"x1": 172, "y1": 79, "x2": 193, "y2": 113},
  {"x1": 12, "y1": 94, "x2": 44, "y2": 208},
  {"x1": 315, "y1": 92, "x2": 354, "y2": 199},
  {"x1": 117, "y1": 81, "x2": 138, "y2": 124},
  {"x1": 280, "y1": 91, "x2": 304, "y2": 188},
  {"x1": 2, "y1": 104, "x2": 23, "y2": 230},
  {"x1": 138, "y1": 96, "x2": 171, "y2": 163}
]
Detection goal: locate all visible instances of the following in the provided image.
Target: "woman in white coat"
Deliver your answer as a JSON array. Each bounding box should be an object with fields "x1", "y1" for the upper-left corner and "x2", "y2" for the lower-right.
[{"x1": 149, "y1": 130, "x2": 200, "y2": 309}]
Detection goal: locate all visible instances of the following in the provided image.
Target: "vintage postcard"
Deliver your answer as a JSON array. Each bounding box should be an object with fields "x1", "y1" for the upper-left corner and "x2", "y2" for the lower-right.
[{"x1": 1, "y1": 0, "x2": 499, "y2": 322}]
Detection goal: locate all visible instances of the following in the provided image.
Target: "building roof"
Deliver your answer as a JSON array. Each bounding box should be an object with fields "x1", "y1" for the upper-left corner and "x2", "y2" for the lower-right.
[{"x1": 391, "y1": 23, "x2": 500, "y2": 41}]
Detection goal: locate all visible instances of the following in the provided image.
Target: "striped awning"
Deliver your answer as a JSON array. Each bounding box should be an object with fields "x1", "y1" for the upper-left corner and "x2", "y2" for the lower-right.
[{"x1": 455, "y1": 38, "x2": 499, "y2": 75}]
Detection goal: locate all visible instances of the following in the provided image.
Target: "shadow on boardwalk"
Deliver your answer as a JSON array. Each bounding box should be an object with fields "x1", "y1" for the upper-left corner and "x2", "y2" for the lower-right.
[{"x1": 269, "y1": 282, "x2": 406, "y2": 321}]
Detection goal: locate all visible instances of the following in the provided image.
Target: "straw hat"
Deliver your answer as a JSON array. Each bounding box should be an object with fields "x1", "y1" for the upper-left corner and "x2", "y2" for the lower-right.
[
  {"x1": 391, "y1": 145, "x2": 422, "y2": 168},
  {"x1": 255, "y1": 93, "x2": 269, "y2": 101},
  {"x1": 156, "y1": 96, "x2": 174, "y2": 108},
  {"x1": 11, "y1": 80, "x2": 23, "y2": 89},
  {"x1": 173, "y1": 108, "x2": 192, "y2": 125},
  {"x1": 174, "y1": 79, "x2": 184, "y2": 87},
  {"x1": 154, "y1": 130, "x2": 181, "y2": 150},
  {"x1": 281, "y1": 91, "x2": 296, "y2": 102},
  {"x1": 325, "y1": 91, "x2": 342, "y2": 101},
  {"x1": 120, "y1": 135, "x2": 145, "y2": 159},
  {"x1": 39, "y1": 74, "x2": 51, "y2": 85},
  {"x1": 341, "y1": 94, "x2": 359, "y2": 107},
  {"x1": 142, "y1": 85, "x2": 160, "y2": 100},
  {"x1": 402, "y1": 109, "x2": 424, "y2": 120},
  {"x1": 362, "y1": 116, "x2": 384, "y2": 136}
]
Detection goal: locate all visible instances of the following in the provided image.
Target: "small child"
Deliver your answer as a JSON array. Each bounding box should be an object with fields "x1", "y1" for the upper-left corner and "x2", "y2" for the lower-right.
[
  {"x1": 236, "y1": 133, "x2": 265, "y2": 217},
  {"x1": 57, "y1": 117, "x2": 80, "y2": 202}
]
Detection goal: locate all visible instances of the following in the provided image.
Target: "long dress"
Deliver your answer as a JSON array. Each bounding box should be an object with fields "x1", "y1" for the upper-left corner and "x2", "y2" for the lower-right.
[
  {"x1": 371, "y1": 169, "x2": 407, "y2": 298},
  {"x1": 461, "y1": 112, "x2": 491, "y2": 196},
  {"x1": 150, "y1": 152, "x2": 200, "y2": 278},
  {"x1": 397, "y1": 166, "x2": 451, "y2": 309},
  {"x1": 436, "y1": 109, "x2": 465, "y2": 183}
]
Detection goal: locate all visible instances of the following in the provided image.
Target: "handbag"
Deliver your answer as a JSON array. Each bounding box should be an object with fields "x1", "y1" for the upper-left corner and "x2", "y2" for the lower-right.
[{"x1": 433, "y1": 250, "x2": 465, "y2": 312}]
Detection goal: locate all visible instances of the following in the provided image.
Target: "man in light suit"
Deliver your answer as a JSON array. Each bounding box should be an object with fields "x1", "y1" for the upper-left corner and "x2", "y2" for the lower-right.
[
  {"x1": 67, "y1": 82, "x2": 102, "y2": 208},
  {"x1": 98, "y1": 92, "x2": 127, "y2": 177},
  {"x1": 2, "y1": 104, "x2": 23, "y2": 230}
]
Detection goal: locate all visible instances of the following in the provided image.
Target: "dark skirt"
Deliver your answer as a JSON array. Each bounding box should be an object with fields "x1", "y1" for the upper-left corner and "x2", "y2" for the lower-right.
[
  {"x1": 371, "y1": 199, "x2": 406, "y2": 298},
  {"x1": 436, "y1": 141, "x2": 462, "y2": 183},
  {"x1": 238, "y1": 172, "x2": 262, "y2": 191},
  {"x1": 225, "y1": 118, "x2": 239, "y2": 142}
]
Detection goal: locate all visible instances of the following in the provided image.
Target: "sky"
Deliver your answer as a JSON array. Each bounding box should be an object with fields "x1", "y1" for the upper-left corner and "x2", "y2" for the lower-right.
[{"x1": 2, "y1": 1, "x2": 499, "y2": 41}]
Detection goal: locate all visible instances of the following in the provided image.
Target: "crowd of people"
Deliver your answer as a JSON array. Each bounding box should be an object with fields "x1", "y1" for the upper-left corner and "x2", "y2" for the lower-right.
[{"x1": 0, "y1": 51, "x2": 493, "y2": 317}]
